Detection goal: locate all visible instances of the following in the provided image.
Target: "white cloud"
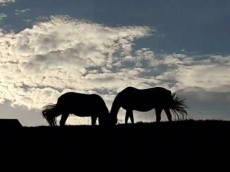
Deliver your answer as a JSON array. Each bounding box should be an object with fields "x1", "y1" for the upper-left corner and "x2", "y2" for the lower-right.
[
  {"x1": 15, "y1": 9, "x2": 31, "y2": 15},
  {"x1": 158, "y1": 54, "x2": 230, "y2": 92},
  {"x1": 0, "y1": 13, "x2": 7, "y2": 20},
  {"x1": 0, "y1": 15, "x2": 154, "y2": 112},
  {"x1": 176, "y1": 64, "x2": 230, "y2": 90},
  {"x1": 1, "y1": 15, "x2": 230, "y2": 124},
  {"x1": 0, "y1": 0, "x2": 15, "y2": 6},
  {"x1": 23, "y1": 19, "x2": 32, "y2": 23}
]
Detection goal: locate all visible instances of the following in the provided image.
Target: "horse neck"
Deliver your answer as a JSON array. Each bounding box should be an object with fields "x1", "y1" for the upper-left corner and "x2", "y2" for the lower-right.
[
  {"x1": 110, "y1": 96, "x2": 121, "y2": 118},
  {"x1": 100, "y1": 105, "x2": 109, "y2": 117}
]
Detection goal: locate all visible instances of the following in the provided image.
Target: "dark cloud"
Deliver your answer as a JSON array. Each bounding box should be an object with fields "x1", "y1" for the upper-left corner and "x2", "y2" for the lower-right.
[{"x1": 178, "y1": 87, "x2": 230, "y2": 120}]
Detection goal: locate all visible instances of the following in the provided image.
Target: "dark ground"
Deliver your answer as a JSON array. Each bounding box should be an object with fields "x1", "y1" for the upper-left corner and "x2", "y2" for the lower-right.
[{"x1": 1, "y1": 120, "x2": 230, "y2": 170}]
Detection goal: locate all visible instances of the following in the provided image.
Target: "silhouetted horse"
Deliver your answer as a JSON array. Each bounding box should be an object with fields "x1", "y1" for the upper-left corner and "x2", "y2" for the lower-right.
[
  {"x1": 42, "y1": 92, "x2": 110, "y2": 126},
  {"x1": 110, "y1": 87, "x2": 187, "y2": 125}
]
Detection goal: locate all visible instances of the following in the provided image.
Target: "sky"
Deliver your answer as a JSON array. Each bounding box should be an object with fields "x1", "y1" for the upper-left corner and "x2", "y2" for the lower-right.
[{"x1": 0, "y1": 0, "x2": 230, "y2": 126}]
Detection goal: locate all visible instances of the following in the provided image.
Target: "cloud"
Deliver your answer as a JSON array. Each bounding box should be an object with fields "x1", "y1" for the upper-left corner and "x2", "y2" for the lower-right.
[
  {"x1": 0, "y1": 15, "x2": 153, "y2": 111},
  {"x1": 176, "y1": 64, "x2": 230, "y2": 90},
  {"x1": 0, "y1": 15, "x2": 230, "y2": 124},
  {"x1": 23, "y1": 19, "x2": 32, "y2": 23},
  {"x1": 0, "y1": 0, "x2": 15, "y2": 6},
  {"x1": 15, "y1": 9, "x2": 31, "y2": 15},
  {"x1": 178, "y1": 87, "x2": 230, "y2": 120},
  {"x1": 0, "y1": 13, "x2": 7, "y2": 20},
  {"x1": 157, "y1": 54, "x2": 230, "y2": 92}
]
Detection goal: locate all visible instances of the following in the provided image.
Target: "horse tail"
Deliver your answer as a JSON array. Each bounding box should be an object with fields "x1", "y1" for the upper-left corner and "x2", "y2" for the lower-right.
[
  {"x1": 169, "y1": 92, "x2": 188, "y2": 120},
  {"x1": 42, "y1": 103, "x2": 58, "y2": 126}
]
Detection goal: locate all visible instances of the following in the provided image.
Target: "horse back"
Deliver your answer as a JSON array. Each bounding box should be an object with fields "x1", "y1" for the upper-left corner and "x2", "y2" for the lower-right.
[
  {"x1": 119, "y1": 87, "x2": 172, "y2": 109},
  {"x1": 146, "y1": 87, "x2": 172, "y2": 96},
  {"x1": 121, "y1": 87, "x2": 171, "y2": 97},
  {"x1": 57, "y1": 92, "x2": 108, "y2": 114}
]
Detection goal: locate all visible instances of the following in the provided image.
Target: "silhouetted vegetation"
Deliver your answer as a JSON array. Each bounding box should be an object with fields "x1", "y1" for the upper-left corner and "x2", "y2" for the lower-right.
[
  {"x1": 0, "y1": 120, "x2": 229, "y2": 170},
  {"x1": 0, "y1": 119, "x2": 22, "y2": 128}
]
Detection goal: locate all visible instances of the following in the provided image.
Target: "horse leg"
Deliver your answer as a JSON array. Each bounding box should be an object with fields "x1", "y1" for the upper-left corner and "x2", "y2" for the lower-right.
[
  {"x1": 91, "y1": 116, "x2": 97, "y2": 126},
  {"x1": 164, "y1": 108, "x2": 172, "y2": 122},
  {"x1": 130, "y1": 110, "x2": 134, "y2": 124},
  {"x1": 155, "y1": 108, "x2": 163, "y2": 123},
  {"x1": 125, "y1": 110, "x2": 134, "y2": 124},
  {"x1": 125, "y1": 110, "x2": 129, "y2": 124},
  {"x1": 60, "y1": 113, "x2": 69, "y2": 126}
]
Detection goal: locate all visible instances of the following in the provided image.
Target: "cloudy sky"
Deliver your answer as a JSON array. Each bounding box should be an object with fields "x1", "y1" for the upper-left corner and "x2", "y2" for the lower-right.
[{"x1": 0, "y1": 0, "x2": 230, "y2": 126}]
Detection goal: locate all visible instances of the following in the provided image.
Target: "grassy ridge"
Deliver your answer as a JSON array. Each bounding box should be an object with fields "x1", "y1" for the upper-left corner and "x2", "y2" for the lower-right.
[
  {"x1": 1, "y1": 120, "x2": 229, "y2": 170},
  {"x1": 3, "y1": 120, "x2": 230, "y2": 141}
]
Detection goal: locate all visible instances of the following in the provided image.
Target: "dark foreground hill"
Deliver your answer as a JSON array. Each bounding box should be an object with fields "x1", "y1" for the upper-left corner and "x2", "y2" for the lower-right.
[{"x1": 1, "y1": 120, "x2": 230, "y2": 170}]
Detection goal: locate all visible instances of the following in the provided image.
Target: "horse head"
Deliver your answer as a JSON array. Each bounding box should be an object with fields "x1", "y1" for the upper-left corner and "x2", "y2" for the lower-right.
[
  {"x1": 108, "y1": 114, "x2": 118, "y2": 126},
  {"x1": 97, "y1": 112, "x2": 117, "y2": 126},
  {"x1": 112, "y1": 116, "x2": 118, "y2": 125}
]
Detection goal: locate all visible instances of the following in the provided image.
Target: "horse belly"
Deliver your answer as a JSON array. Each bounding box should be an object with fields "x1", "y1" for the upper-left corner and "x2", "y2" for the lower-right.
[
  {"x1": 122, "y1": 99, "x2": 155, "y2": 112},
  {"x1": 133, "y1": 104, "x2": 155, "y2": 112},
  {"x1": 72, "y1": 112, "x2": 91, "y2": 117},
  {"x1": 120, "y1": 87, "x2": 170, "y2": 112},
  {"x1": 64, "y1": 104, "x2": 95, "y2": 117},
  {"x1": 58, "y1": 95, "x2": 104, "y2": 117}
]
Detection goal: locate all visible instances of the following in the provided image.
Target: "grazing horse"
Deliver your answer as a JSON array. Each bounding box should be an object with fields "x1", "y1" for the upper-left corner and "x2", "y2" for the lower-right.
[
  {"x1": 110, "y1": 87, "x2": 187, "y2": 125},
  {"x1": 42, "y1": 92, "x2": 110, "y2": 126}
]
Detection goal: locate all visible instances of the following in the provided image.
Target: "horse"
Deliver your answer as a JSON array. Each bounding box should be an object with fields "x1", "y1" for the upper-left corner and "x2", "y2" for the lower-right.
[
  {"x1": 110, "y1": 87, "x2": 187, "y2": 125},
  {"x1": 42, "y1": 92, "x2": 111, "y2": 126}
]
